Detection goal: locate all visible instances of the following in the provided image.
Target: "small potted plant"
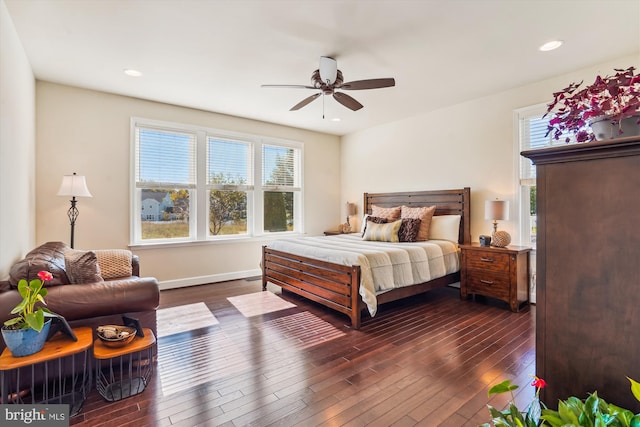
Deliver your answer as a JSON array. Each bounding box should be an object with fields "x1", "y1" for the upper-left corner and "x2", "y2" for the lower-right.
[
  {"x1": 545, "y1": 66, "x2": 640, "y2": 142},
  {"x1": 1, "y1": 270, "x2": 54, "y2": 357}
]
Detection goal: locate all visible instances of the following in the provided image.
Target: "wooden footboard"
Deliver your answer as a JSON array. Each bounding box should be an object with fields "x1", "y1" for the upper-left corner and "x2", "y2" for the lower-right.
[{"x1": 262, "y1": 246, "x2": 363, "y2": 328}]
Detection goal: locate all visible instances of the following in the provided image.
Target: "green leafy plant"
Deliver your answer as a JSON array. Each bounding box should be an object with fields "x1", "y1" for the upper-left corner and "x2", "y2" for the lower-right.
[
  {"x1": 3, "y1": 270, "x2": 52, "y2": 332},
  {"x1": 480, "y1": 376, "x2": 546, "y2": 427},
  {"x1": 482, "y1": 377, "x2": 640, "y2": 427},
  {"x1": 544, "y1": 66, "x2": 640, "y2": 142},
  {"x1": 540, "y1": 391, "x2": 640, "y2": 427}
]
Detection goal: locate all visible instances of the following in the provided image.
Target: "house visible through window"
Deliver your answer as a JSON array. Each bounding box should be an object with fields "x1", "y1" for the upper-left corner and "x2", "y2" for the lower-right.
[{"x1": 131, "y1": 118, "x2": 303, "y2": 244}]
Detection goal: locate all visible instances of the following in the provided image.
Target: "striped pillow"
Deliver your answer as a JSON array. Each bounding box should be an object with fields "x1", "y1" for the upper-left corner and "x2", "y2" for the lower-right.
[{"x1": 362, "y1": 219, "x2": 402, "y2": 242}]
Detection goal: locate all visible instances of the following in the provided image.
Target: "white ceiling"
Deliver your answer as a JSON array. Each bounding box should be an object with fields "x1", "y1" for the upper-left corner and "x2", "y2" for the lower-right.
[{"x1": 5, "y1": 0, "x2": 640, "y2": 136}]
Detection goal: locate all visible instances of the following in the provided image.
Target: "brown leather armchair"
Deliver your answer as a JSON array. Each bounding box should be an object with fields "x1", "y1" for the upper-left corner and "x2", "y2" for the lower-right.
[{"x1": 0, "y1": 242, "x2": 160, "y2": 353}]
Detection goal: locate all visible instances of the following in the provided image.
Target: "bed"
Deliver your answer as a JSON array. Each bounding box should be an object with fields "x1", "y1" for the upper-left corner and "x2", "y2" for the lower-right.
[{"x1": 261, "y1": 188, "x2": 471, "y2": 328}]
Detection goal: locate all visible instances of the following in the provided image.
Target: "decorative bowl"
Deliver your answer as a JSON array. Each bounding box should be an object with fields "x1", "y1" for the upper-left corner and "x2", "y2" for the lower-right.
[{"x1": 96, "y1": 325, "x2": 137, "y2": 348}]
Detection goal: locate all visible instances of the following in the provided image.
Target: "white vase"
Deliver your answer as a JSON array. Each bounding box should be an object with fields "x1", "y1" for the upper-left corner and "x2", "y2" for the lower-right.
[{"x1": 590, "y1": 115, "x2": 640, "y2": 141}]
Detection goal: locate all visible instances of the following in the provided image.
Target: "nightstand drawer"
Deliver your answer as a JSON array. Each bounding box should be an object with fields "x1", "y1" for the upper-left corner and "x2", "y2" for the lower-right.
[
  {"x1": 465, "y1": 250, "x2": 509, "y2": 273},
  {"x1": 466, "y1": 273, "x2": 510, "y2": 300}
]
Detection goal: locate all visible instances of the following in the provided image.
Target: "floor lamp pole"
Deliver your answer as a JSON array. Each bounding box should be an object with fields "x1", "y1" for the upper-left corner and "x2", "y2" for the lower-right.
[{"x1": 66, "y1": 196, "x2": 79, "y2": 249}]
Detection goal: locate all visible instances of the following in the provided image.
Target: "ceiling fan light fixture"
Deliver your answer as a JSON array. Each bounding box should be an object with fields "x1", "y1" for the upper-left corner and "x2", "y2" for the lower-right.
[{"x1": 319, "y1": 56, "x2": 337, "y2": 85}]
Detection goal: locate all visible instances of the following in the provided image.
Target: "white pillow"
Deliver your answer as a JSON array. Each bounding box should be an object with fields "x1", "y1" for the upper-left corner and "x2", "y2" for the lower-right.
[
  {"x1": 429, "y1": 215, "x2": 461, "y2": 242},
  {"x1": 359, "y1": 214, "x2": 370, "y2": 234}
]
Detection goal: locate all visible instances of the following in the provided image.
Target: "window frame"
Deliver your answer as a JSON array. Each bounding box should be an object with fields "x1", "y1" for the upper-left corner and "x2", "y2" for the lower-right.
[
  {"x1": 130, "y1": 117, "x2": 304, "y2": 246},
  {"x1": 514, "y1": 103, "x2": 577, "y2": 247}
]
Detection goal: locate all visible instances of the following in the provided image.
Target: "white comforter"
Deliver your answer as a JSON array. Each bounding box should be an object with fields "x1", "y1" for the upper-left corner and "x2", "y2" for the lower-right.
[{"x1": 267, "y1": 234, "x2": 460, "y2": 316}]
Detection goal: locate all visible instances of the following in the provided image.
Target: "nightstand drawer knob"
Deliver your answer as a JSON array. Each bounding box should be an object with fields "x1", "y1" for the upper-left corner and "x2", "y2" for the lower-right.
[
  {"x1": 480, "y1": 257, "x2": 494, "y2": 263},
  {"x1": 480, "y1": 280, "x2": 494, "y2": 286}
]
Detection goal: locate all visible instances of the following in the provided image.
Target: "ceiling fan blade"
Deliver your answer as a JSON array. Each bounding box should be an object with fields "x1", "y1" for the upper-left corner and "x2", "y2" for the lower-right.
[
  {"x1": 333, "y1": 92, "x2": 363, "y2": 111},
  {"x1": 290, "y1": 93, "x2": 321, "y2": 111},
  {"x1": 262, "y1": 84, "x2": 316, "y2": 89},
  {"x1": 340, "y1": 78, "x2": 395, "y2": 90}
]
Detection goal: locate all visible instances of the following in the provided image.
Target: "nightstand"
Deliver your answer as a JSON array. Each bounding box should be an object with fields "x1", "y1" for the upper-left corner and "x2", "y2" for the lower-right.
[{"x1": 459, "y1": 243, "x2": 531, "y2": 312}]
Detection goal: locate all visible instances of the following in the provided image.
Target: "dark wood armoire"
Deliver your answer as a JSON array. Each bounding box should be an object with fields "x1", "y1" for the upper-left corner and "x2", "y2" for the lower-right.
[{"x1": 522, "y1": 135, "x2": 640, "y2": 411}]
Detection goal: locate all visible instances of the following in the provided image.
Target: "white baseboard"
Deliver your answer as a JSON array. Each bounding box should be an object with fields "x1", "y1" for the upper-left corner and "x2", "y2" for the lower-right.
[{"x1": 158, "y1": 268, "x2": 262, "y2": 291}]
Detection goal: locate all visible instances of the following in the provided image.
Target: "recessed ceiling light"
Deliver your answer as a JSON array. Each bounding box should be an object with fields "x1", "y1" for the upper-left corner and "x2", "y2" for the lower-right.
[
  {"x1": 331, "y1": 117, "x2": 341, "y2": 122},
  {"x1": 124, "y1": 69, "x2": 143, "y2": 77},
  {"x1": 539, "y1": 40, "x2": 563, "y2": 52}
]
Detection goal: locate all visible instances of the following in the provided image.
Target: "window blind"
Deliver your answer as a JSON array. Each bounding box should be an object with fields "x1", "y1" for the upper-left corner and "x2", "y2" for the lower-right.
[
  {"x1": 207, "y1": 137, "x2": 254, "y2": 190},
  {"x1": 135, "y1": 127, "x2": 196, "y2": 188},
  {"x1": 518, "y1": 109, "x2": 570, "y2": 184},
  {"x1": 262, "y1": 144, "x2": 301, "y2": 190}
]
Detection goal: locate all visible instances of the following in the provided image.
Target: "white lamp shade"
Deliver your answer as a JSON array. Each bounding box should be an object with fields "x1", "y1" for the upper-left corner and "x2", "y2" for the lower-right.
[
  {"x1": 57, "y1": 174, "x2": 93, "y2": 198},
  {"x1": 485, "y1": 200, "x2": 509, "y2": 221}
]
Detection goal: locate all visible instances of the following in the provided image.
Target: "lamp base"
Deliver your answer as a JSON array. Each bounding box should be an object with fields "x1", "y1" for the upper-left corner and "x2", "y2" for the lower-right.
[{"x1": 491, "y1": 230, "x2": 511, "y2": 247}]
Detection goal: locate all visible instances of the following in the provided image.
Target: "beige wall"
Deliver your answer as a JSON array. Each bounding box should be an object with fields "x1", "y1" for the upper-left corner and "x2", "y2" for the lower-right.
[
  {"x1": 341, "y1": 53, "x2": 640, "y2": 244},
  {"x1": 0, "y1": 1, "x2": 36, "y2": 280},
  {"x1": 36, "y1": 83, "x2": 340, "y2": 288}
]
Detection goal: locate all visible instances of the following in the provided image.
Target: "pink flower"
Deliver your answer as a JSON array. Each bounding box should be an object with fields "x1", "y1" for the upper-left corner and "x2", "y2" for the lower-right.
[{"x1": 37, "y1": 271, "x2": 53, "y2": 282}]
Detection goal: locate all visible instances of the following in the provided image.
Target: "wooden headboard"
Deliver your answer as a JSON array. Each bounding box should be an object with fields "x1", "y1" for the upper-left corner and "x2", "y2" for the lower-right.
[{"x1": 363, "y1": 187, "x2": 471, "y2": 244}]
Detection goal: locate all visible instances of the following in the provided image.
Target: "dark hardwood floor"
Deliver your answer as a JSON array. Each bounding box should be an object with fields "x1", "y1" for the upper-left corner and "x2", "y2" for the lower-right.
[{"x1": 70, "y1": 279, "x2": 535, "y2": 427}]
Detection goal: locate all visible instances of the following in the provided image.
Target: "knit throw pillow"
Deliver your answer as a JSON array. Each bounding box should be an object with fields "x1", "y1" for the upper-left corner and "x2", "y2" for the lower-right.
[{"x1": 95, "y1": 249, "x2": 133, "y2": 279}]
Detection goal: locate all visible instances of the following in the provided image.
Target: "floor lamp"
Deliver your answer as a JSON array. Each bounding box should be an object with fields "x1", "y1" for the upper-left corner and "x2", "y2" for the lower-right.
[{"x1": 57, "y1": 173, "x2": 92, "y2": 249}]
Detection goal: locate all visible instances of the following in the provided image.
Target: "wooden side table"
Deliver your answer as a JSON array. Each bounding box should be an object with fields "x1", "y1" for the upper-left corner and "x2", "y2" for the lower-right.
[
  {"x1": 0, "y1": 327, "x2": 92, "y2": 417},
  {"x1": 93, "y1": 328, "x2": 156, "y2": 402},
  {"x1": 459, "y1": 243, "x2": 531, "y2": 312}
]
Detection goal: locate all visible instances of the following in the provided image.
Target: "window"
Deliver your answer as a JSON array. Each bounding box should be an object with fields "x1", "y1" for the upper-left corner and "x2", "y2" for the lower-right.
[
  {"x1": 516, "y1": 104, "x2": 571, "y2": 247},
  {"x1": 131, "y1": 118, "x2": 303, "y2": 245}
]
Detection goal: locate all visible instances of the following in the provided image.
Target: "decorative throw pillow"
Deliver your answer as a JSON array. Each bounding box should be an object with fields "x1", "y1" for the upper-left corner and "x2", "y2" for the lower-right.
[
  {"x1": 429, "y1": 215, "x2": 462, "y2": 242},
  {"x1": 401, "y1": 205, "x2": 436, "y2": 241},
  {"x1": 361, "y1": 215, "x2": 388, "y2": 236},
  {"x1": 371, "y1": 205, "x2": 401, "y2": 221},
  {"x1": 95, "y1": 249, "x2": 133, "y2": 279},
  {"x1": 9, "y1": 241, "x2": 71, "y2": 287},
  {"x1": 398, "y1": 218, "x2": 422, "y2": 242},
  {"x1": 362, "y1": 219, "x2": 402, "y2": 243},
  {"x1": 64, "y1": 249, "x2": 103, "y2": 284}
]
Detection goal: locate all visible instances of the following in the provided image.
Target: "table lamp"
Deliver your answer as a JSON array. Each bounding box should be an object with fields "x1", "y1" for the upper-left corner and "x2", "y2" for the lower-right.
[{"x1": 485, "y1": 199, "x2": 511, "y2": 247}]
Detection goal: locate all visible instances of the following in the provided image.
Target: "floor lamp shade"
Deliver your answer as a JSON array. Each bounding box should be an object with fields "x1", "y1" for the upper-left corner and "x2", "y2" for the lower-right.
[
  {"x1": 57, "y1": 173, "x2": 92, "y2": 248},
  {"x1": 57, "y1": 174, "x2": 93, "y2": 198}
]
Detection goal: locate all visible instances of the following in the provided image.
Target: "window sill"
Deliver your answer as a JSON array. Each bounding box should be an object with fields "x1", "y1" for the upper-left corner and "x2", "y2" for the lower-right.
[{"x1": 129, "y1": 232, "x2": 306, "y2": 250}]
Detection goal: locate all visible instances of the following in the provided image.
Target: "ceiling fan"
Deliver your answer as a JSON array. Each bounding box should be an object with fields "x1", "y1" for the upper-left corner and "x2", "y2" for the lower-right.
[{"x1": 262, "y1": 56, "x2": 395, "y2": 113}]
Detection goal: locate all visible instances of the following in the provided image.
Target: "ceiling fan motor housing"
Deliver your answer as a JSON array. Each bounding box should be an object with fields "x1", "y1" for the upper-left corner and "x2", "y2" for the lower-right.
[{"x1": 311, "y1": 69, "x2": 343, "y2": 92}]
